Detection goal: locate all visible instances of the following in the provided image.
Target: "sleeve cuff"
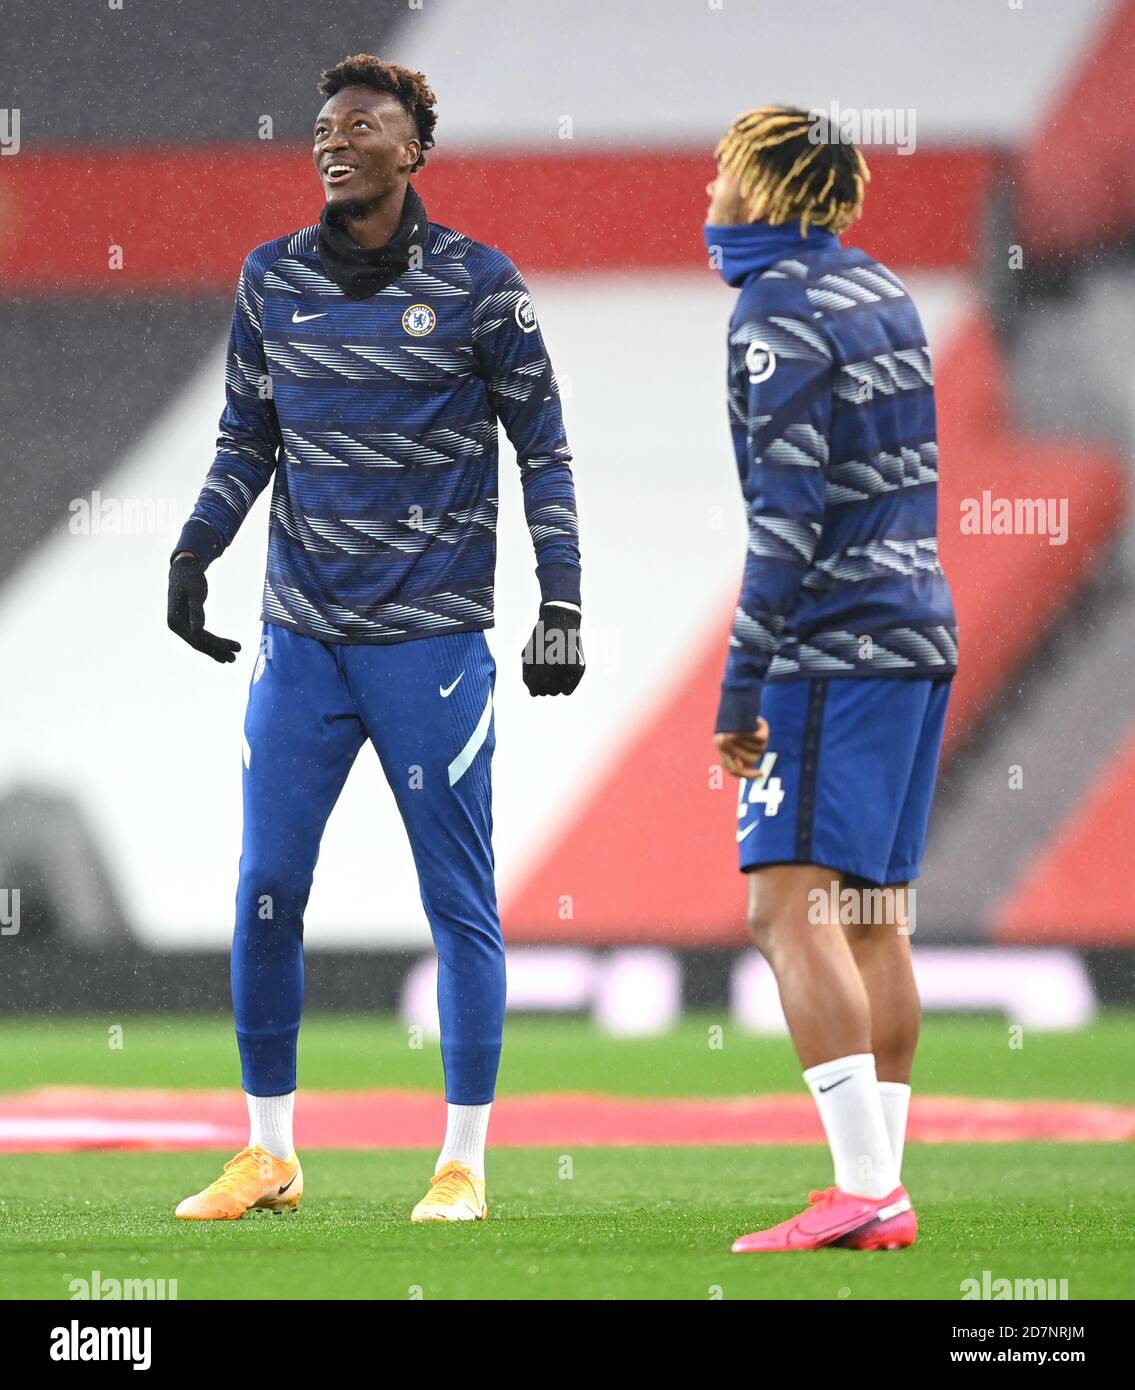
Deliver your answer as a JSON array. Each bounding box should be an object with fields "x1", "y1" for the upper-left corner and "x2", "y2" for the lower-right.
[
  {"x1": 536, "y1": 562, "x2": 581, "y2": 607},
  {"x1": 172, "y1": 518, "x2": 226, "y2": 567},
  {"x1": 715, "y1": 683, "x2": 763, "y2": 734}
]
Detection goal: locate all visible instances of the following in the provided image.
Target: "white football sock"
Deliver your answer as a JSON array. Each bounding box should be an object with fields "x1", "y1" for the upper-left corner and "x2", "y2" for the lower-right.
[
  {"x1": 436, "y1": 1102, "x2": 492, "y2": 1180},
  {"x1": 878, "y1": 1081, "x2": 912, "y2": 1178},
  {"x1": 246, "y1": 1091, "x2": 295, "y2": 1160},
  {"x1": 803, "y1": 1053, "x2": 899, "y2": 1199}
]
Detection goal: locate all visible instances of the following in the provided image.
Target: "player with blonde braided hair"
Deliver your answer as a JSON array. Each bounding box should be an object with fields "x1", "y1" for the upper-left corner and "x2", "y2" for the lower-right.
[
  {"x1": 713, "y1": 105, "x2": 869, "y2": 234},
  {"x1": 706, "y1": 107, "x2": 957, "y2": 1253}
]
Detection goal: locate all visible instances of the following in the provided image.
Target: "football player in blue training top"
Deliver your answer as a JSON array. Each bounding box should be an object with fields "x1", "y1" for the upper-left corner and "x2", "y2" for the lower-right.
[
  {"x1": 168, "y1": 54, "x2": 584, "y2": 1223},
  {"x1": 705, "y1": 107, "x2": 957, "y2": 1253}
]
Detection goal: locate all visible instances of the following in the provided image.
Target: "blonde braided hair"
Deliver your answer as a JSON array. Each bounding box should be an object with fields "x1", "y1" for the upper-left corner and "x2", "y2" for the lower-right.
[{"x1": 715, "y1": 106, "x2": 870, "y2": 235}]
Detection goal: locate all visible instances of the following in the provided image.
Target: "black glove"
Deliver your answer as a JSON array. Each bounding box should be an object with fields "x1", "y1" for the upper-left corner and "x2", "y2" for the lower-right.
[
  {"x1": 522, "y1": 604, "x2": 585, "y2": 697},
  {"x1": 167, "y1": 554, "x2": 241, "y2": 663}
]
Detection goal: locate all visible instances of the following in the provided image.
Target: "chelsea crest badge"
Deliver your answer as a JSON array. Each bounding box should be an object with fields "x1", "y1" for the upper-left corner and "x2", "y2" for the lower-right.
[{"x1": 402, "y1": 304, "x2": 437, "y2": 336}]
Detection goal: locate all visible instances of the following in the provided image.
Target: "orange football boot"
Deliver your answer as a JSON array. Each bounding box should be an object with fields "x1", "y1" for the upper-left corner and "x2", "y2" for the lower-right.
[
  {"x1": 410, "y1": 1160, "x2": 487, "y2": 1222},
  {"x1": 175, "y1": 1145, "x2": 303, "y2": 1220}
]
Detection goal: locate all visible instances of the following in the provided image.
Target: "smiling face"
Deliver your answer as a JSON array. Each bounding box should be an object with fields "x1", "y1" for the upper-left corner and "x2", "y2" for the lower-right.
[{"x1": 313, "y1": 85, "x2": 422, "y2": 209}]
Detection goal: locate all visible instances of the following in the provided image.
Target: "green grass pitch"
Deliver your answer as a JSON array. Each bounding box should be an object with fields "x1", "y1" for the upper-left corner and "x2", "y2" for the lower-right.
[{"x1": 1, "y1": 1013, "x2": 1133, "y2": 1300}]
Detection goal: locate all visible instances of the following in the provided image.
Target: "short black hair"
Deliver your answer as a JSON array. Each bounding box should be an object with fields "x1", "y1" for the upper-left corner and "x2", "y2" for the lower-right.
[{"x1": 317, "y1": 54, "x2": 437, "y2": 172}]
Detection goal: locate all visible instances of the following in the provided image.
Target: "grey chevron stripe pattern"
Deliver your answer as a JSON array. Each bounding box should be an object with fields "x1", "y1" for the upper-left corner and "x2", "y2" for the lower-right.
[
  {"x1": 804, "y1": 264, "x2": 909, "y2": 312},
  {"x1": 762, "y1": 257, "x2": 811, "y2": 279},
  {"x1": 264, "y1": 261, "x2": 340, "y2": 297},
  {"x1": 237, "y1": 273, "x2": 264, "y2": 333},
  {"x1": 201, "y1": 470, "x2": 256, "y2": 517},
  {"x1": 280, "y1": 424, "x2": 493, "y2": 470},
  {"x1": 271, "y1": 491, "x2": 499, "y2": 558},
  {"x1": 748, "y1": 514, "x2": 822, "y2": 564},
  {"x1": 762, "y1": 423, "x2": 830, "y2": 469},
  {"x1": 262, "y1": 580, "x2": 495, "y2": 641},
  {"x1": 827, "y1": 442, "x2": 939, "y2": 503},
  {"x1": 473, "y1": 286, "x2": 530, "y2": 340},
  {"x1": 284, "y1": 227, "x2": 319, "y2": 258},
  {"x1": 834, "y1": 347, "x2": 933, "y2": 401},
  {"x1": 224, "y1": 352, "x2": 271, "y2": 397},
  {"x1": 430, "y1": 227, "x2": 467, "y2": 256},
  {"x1": 730, "y1": 606, "x2": 784, "y2": 659},
  {"x1": 768, "y1": 623, "x2": 958, "y2": 676},
  {"x1": 527, "y1": 502, "x2": 580, "y2": 545},
  {"x1": 490, "y1": 369, "x2": 546, "y2": 402},
  {"x1": 805, "y1": 537, "x2": 943, "y2": 586},
  {"x1": 731, "y1": 313, "x2": 832, "y2": 362}
]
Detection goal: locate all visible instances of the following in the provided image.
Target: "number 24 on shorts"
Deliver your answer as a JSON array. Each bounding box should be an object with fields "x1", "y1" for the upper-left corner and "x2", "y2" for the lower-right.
[{"x1": 737, "y1": 752, "x2": 785, "y2": 818}]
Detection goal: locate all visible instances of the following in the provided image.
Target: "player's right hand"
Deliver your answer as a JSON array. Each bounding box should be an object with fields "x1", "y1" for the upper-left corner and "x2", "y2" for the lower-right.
[
  {"x1": 714, "y1": 718, "x2": 770, "y2": 779},
  {"x1": 167, "y1": 553, "x2": 242, "y2": 663}
]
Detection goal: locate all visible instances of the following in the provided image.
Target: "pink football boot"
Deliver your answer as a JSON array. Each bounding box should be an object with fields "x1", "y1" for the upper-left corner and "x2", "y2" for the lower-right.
[{"x1": 731, "y1": 1185, "x2": 916, "y2": 1253}]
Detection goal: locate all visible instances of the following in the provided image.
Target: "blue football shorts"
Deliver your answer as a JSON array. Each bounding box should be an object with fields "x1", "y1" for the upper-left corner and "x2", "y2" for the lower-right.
[{"x1": 735, "y1": 677, "x2": 951, "y2": 885}]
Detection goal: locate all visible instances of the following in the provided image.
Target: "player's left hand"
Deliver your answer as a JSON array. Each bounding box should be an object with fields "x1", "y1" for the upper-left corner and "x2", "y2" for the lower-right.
[
  {"x1": 167, "y1": 553, "x2": 242, "y2": 664},
  {"x1": 715, "y1": 718, "x2": 770, "y2": 778},
  {"x1": 522, "y1": 605, "x2": 585, "y2": 696}
]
